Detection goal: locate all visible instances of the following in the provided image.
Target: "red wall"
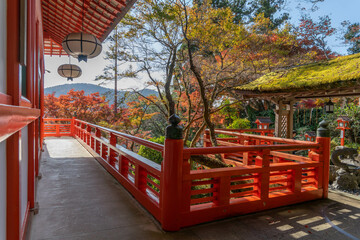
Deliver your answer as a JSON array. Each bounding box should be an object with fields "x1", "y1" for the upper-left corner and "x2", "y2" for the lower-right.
[{"x1": 1, "y1": 0, "x2": 44, "y2": 239}]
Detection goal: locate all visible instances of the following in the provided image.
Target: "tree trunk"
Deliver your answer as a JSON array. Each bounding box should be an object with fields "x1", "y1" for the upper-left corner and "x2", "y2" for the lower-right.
[
  {"x1": 187, "y1": 50, "x2": 218, "y2": 148},
  {"x1": 190, "y1": 122, "x2": 206, "y2": 147},
  {"x1": 164, "y1": 48, "x2": 177, "y2": 117},
  {"x1": 297, "y1": 109, "x2": 300, "y2": 125},
  {"x1": 186, "y1": 41, "x2": 222, "y2": 161},
  {"x1": 303, "y1": 109, "x2": 306, "y2": 125}
]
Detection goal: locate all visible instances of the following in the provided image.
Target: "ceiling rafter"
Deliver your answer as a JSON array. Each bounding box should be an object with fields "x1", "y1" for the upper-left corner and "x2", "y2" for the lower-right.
[
  {"x1": 44, "y1": 1, "x2": 104, "y2": 36},
  {"x1": 43, "y1": 0, "x2": 134, "y2": 56}
]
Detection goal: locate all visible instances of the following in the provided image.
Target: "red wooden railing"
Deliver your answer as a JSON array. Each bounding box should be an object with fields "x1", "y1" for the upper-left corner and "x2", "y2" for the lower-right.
[
  {"x1": 43, "y1": 118, "x2": 330, "y2": 231},
  {"x1": 72, "y1": 119, "x2": 163, "y2": 222},
  {"x1": 43, "y1": 118, "x2": 74, "y2": 137}
]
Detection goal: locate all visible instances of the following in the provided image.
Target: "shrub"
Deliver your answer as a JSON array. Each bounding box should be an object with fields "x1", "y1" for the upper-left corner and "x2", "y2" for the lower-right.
[
  {"x1": 227, "y1": 118, "x2": 251, "y2": 129},
  {"x1": 138, "y1": 136, "x2": 165, "y2": 164}
]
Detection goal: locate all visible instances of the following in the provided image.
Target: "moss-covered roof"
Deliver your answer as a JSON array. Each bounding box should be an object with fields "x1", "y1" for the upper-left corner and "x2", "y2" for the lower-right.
[{"x1": 238, "y1": 53, "x2": 360, "y2": 93}]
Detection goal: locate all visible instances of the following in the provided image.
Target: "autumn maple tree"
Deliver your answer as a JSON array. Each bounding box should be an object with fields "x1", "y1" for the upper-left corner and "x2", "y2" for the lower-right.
[
  {"x1": 296, "y1": 15, "x2": 336, "y2": 60},
  {"x1": 44, "y1": 90, "x2": 113, "y2": 123},
  {"x1": 343, "y1": 22, "x2": 360, "y2": 54}
]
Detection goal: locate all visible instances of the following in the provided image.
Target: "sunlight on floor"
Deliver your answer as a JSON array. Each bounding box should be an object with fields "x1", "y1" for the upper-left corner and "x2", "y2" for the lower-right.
[
  {"x1": 290, "y1": 230, "x2": 309, "y2": 239},
  {"x1": 46, "y1": 137, "x2": 91, "y2": 158},
  {"x1": 311, "y1": 220, "x2": 342, "y2": 231}
]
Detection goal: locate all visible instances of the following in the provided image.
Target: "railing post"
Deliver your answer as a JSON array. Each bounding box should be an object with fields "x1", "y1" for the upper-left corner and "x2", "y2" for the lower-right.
[
  {"x1": 243, "y1": 140, "x2": 249, "y2": 165},
  {"x1": 81, "y1": 123, "x2": 86, "y2": 141},
  {"x1": 215, "y1": 176, "x2": 231, "y2": 207},
  {"x1": 109, "y1": 133, "x2": 117, "y2": 167},
  {"x1": 316, "y1": 120, "x2": 331, "y2": 199},
  {"x1": 73, "y1": 121, "x2": 77, "y2": 137},
  {"x1": 96, "y1": 128, "x2": 101, "y2": 154},
  {"x1": 204, "y1": 130, "x2": 210, "y2": 147},
  {"x1": 86, "y1": 125, "x2": 91, "y2": 145},
  {"x1": 101, "y1": 143, "x2": 107, "y2": 160},
  {"x1": 135, "y1": 164, "x2": 147, "y2": 192},
  {"x1": 256, "y1": 150, "x2": 270, "y2": 203},
  {"x1": 161, "y1": 114, "x2": 183, "y2": 231},
  {"x1": 71, "y1": 117, "x2": 75, "y2": 136},
  {"x1": 120, "y1": 155, "x2": 129, "y2": 176},
  {"x1": 56, "y1": 125, "x2": 60, "y2": 137}
]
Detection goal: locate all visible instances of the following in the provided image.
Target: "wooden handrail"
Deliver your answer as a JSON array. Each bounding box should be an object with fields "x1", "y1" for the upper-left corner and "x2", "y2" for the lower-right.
[
  {"x1": 213, "y1": 128, "x2": 274, "y2": 133},
  {"x1": 85, "y1": 129, "x2": 161, "y2": 175},
  {"x1": 213, "y1": 129, "x2": 317, "y2": 145},
  {"x1": 44, "y1": 118, "x2": 72, "y2": 121},
  {"x1": 75, "y1": 119, "x2": 164, "y2": 152},
  {"x1": 184, "y1": 143, "x2": 320, "y2": 155}
]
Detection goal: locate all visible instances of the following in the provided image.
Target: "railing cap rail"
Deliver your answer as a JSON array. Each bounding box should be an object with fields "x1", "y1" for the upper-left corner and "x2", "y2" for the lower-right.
[
  {"x1": 184, "y1": 143, "x2": 320, "y2": 155},
  {"x1": 213, "y1": 129, "x2": 316, "y2": 145},
  {"x1": 74, "y1": 119, "x2": 164, "y2": 152}
]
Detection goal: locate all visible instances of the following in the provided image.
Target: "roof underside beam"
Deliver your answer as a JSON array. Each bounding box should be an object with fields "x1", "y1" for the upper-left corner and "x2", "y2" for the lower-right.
[
  {"x1": 238, "y1": 86, "x2": 360, "y2": 101},
  {"x1": 42, "y1": 0, "x2": 136, "y2": 56}
]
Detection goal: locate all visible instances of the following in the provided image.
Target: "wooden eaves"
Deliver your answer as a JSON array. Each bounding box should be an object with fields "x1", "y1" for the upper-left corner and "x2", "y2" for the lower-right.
[
  {"x1": 234, "y1": 53, "x2": 360, "y2": 138},
  {"x1": 235, "y1": 53, "x2": 360, "y2": 101},
  {"x1": 42, "y1": 0, "x2": 138, "y2": 56}
]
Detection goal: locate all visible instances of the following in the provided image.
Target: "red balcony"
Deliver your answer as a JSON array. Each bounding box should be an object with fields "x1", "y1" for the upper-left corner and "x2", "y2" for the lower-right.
[{"x1": 24, "y1": 118, "x2": 360, "y2": 239}]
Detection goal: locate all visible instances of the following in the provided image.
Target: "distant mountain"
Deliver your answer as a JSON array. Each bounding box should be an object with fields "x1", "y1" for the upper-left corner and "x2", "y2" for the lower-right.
[
  {"x1": 44, "y1": 83, "x2": 157, "y2": 103},
  {"x1": 45, "y1": 83, "x2": 112, "y2": 97}
]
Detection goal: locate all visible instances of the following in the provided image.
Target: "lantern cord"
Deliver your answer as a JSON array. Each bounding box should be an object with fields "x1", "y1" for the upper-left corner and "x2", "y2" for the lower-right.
[{"x1": 82, "y1": 0, "x2": 85, "y2": 32}]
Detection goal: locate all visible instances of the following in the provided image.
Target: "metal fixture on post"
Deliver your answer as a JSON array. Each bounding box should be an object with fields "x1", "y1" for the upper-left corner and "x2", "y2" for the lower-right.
[
  {"x1": 324, "y1": 99, "x2": 334, "y2": 114},
  {"x1": 61, "y1": 0, "x2": 102, "y2": 62}
]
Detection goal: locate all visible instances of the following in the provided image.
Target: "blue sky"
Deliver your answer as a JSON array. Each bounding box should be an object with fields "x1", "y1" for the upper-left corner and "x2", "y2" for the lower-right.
[{"x1": 44, "y1": 0, "x2": 360, "y2": 89}]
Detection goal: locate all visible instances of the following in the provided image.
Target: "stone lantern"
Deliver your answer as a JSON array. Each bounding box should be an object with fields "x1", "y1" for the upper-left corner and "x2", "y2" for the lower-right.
[
  {"x1": 255, "y1": 117, "x2": 273, "y2": 136},
  {"x1": 336, "y1": 116, "x2": 351, "y2": 146},
  {"x1": 304, "y1": 131, "x2": 316, "y2": 142}
]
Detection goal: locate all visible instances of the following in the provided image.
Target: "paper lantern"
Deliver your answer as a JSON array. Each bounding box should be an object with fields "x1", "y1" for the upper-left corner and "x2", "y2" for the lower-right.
[
  {"x1": 62, "y1": 32, "x2": 102, "y2": 62},
  {"x1": 57, "y1": 64, "x2": 82, "y2": 81}
]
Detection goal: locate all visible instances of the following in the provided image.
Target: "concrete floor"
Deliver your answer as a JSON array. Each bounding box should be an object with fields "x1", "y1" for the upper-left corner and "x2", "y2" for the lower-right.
[{"x1": 27, "y1": 137, "x2": 360, "y2": 240}]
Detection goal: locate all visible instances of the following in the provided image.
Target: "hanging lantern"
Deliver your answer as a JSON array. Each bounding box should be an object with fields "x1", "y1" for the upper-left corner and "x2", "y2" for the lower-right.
[
  {"x1": 62, "y1": 32, "x2": 102, "y2": 62},
  {"x1": 57, "y1": 64, "x2": 82, "y2": 81},
  {"x1": 324, "y1": 99, "x2": 334, "y2": 114}
]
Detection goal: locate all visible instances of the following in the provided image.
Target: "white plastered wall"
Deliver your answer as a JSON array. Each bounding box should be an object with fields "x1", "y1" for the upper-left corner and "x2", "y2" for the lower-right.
[
  {"x1": 0, "y1": 140, "x2": 6, "y2": 240},
  {"x1": 0, "y1": 0, "x2": 6, "y2": 93},
  {"x1": 20, "y1": 127, "x2": 28, "y2": 224}
]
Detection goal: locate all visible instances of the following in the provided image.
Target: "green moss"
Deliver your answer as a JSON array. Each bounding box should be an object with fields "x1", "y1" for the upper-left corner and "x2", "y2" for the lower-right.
[{"x1": 238, "y1": 53, "x2": 360, "y2": 92}]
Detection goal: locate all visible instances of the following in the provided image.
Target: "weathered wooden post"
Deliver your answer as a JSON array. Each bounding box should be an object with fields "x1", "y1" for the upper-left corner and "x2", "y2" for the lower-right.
[
  {"x1": 161, "y1": 114, "x2": 183, "y2": 231},
  {"x1": 316, "y1": 120, "x2": 331, "y2": 198}
]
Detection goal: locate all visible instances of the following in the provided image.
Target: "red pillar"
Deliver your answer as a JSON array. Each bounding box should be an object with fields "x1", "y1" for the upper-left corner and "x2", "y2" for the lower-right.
[
  {"x1": 6, "y1": 0, "x2": 21, "y2": 238},
  {"x1": 26, "y1": 0, "x2": 35, "y2": 211},
  {"x1": 316, "y1": 121, "x2": 331, "y2": 199},
  {"x1": 161, "y1": 115, "x2": 183, "y2": 231},
  {"x1": 27, "y1": 122, "x2": 35, "y2": 209},
  {"x1": 316, "y1": 136, "x2": 331, "y2": 198},
  {"x1": 7, "y1": 133, "x2": 21, "y2": 240}
]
